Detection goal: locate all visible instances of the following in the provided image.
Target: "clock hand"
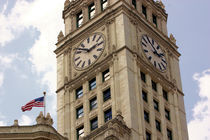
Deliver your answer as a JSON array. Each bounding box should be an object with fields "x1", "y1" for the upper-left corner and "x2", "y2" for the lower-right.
[
  {"x1": 76, "y1": 48, "x2": 89, "y2": 52},
  {"x1": 89, "y1": 44, "x2": 98, "y2": 52}
]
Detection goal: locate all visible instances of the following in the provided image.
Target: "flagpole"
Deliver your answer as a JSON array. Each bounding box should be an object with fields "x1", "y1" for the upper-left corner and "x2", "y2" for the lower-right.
[{"x1": 43, "y1": 91, "x2": 46, "y2": 117}]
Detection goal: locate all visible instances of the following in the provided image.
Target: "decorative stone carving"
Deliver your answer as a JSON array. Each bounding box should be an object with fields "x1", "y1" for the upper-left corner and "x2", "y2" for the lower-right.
[
  {"x1": 36, "y1": 111, "x2": 53, "y2": 126},
  {"x1": 13, "y1": 120, "x2": 19, "y2": 126},
  {"x1": 156, "y1": 0, "x2": 165, "y2": 10},
  {"x1": 58, "y1": 31, "x2": 64, "y2": 42},
  {"x1": 64, "y1": 0, "x2": 70, "y2": 9},
  {"x1": 170, "y1": 33, "x2": 176, "y2": 44}
]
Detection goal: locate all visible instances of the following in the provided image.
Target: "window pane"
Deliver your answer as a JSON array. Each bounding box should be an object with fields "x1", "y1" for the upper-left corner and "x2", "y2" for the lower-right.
[
  {"x1": 90, "y1": 118, "x2": 98, "y2": 131},
  {"x1": 103, "y1": 88, "x2": 111, "y2": 102},
  {"x1": 163, "y1": 89, "x2": 168, "y2": 101},
  {"x1": 101, "y1": 0, "x2": 108, "y2": 11},
  {"x1": 89, "y1": 78, "x2": 96, "y2": 90},
  {"x1": 146, "y1": 131, "x2": 151, "y2": 140},
  {"x1": 76, "y1": 11, "x2": 83, "y2": 28},
  {"x1": 102, "y1": 69, "x2": 110, "y2": 82},
  {"x1": 104, "y1": 108, "x2": 112, "y2": 122},
  {"x1": 90, "y1": 97, "x2": 97, "y2": 110},
  {"x1": 77, "y1": 126, "x2": 84, "y2": 140},
  {"x1": 76, "y1": 106, "x2": 83, "y2": 119},
  {"x1": 165, "y1": 109, "x2": 170, "y2": 120},
  {"x1": 152, "y1": 80, "x2": 157, "y2": 91},
  {"x1": 140, "y1": 71, "x2": 146, "y2": 82},
  {"x1": 167, "y1": 129, "x2": 173, "y2": 140},
  {"x1": 142, "y1": 90, "x2": 148, "y2": 102},
  {"x1": 89, "y1": 3, "x2": 95, "y2": 19},
  {"x1": 132, "y1": 0, "x2": 136, "y2": 9},
  {"x1": 153, "y1": 100, "x2": 159, "y2": 111},
  {"x1": 155, "y1": 120, "x2": 161, "y2": 132},
  {"x1": 76, "y1": 86, "x2": 83, "y2": 99},
  {"x1": 152, "y1": 14, "x2": 157, "y2": 26},
  {"x1": 144, "y1": 110, "x2": 149, "y2": 123},
  {"x1": 142, "y1": 5, "x2": 147, "y2": 18}
]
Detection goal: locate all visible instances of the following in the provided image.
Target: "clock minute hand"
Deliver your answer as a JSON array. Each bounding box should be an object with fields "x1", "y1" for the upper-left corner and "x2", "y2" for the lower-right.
[{"x1": 89, "y1": 44, "x2": 98, "y2": 52}]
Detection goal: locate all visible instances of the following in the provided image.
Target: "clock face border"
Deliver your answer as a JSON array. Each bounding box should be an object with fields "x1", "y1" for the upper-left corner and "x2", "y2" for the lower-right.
[
  {"x1": 141, "y1": 34, "x2": 167, "y2": 72},
  {"x1": 73, "y1": 32, "x2": 106, "y2": 71}
]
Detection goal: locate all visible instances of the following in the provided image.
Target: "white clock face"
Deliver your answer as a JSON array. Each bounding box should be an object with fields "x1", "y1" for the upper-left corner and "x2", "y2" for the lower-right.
[
  {"x1": 141, "y1": 35, "x2": 167, "y2": 72},
  {"x1": 73, "y1": 33, "x2": 105, "y2": 70}
]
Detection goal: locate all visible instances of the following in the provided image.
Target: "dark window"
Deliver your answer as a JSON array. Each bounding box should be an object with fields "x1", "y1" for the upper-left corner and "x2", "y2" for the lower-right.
[
  {"x1": 152, "y1": 80, "x2": 157, "y2": 91},
  {"x1": 144, "y1": 110, "x2": 149, "y2": 123},
  {"x1": 132, "y1": 0, "x2": 136, "y2": 9},
  {"x1": 90, "y1": 117, "x2": 98, "y2": 131},
  {"x1": 76, "y1": 106, "x2": 83, "y2": 119},
  {"x1": 89, "y1": 78, "x2": 96, "y2": 90},
  {"x1": 140, "y1": 71, "x2": 146, "y2": 82},
  {"x1": 101, "y1": 0, "x2": 108, "y2": 11},
  {"x1": 76, "y1": 11, "x2": 83, "y2": 28},
  {"x1": 142, "y1": 5, "x2": 147, "y2": 18},
  {"x1": 142, "y1": 90, "x2": 148, "y2": 102},
  {"x1": 155, "y1": 120, "x2": 161, "y2": 132},
  {"x1": 165, "y1": 108, "x2": 170, "y2": 121},
  {"x1": 163, "y1": 90, "x2": 168, "y2": 101},
  {"x1": 152, "y1": 14, "x2": 157, "y2": 27},
  {"x1": 88, "y1": 3, "x2": 95, "y2": 19},
  {"x1": 90, "y1": 97, "x2": 97, "y2": 110},
  {"x1": 153, "y1": 100, "x2": 159, "y2": 111},
  {"x1": 76, "y1": 126, "x2": 84, "y2": 140},
  {"x1": 76, "y1": 86, "x2": 83, "y2": 99},
  {"x1": 146, "y1": 131, "x2": 151, "y2": 140},
  {"x1": 103, "y1": 88, "x2": 111, "y2": 102},
  {"x1": 102, "y1": 69, "x2": 110, "y2": 82},
  {"x1": 167, "y1": 129, "x2": 173, "y2": 140},
  {"x1": 104, "y1": 108, "x2": 112, "y2": 122}
]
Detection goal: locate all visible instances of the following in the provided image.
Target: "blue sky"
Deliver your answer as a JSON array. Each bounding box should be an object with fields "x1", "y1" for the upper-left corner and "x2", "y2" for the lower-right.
[{"x1": 0, "y1": 0, "x2": 210, "y2": 139}]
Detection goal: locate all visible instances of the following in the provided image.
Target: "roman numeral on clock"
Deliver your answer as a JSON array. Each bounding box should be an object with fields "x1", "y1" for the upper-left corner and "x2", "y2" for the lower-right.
[
  {"x1": 82, "y1": 61, "x2": 86, "y2": 68},
  {"x1": 92, "y1": 34, "x2": 96, "y2": 41},
  {"x1": 77, "y1": 60, "x2": 82, "y2": 66},
  {"x1": 98, "y1": 41, "x2": 104, "y2": 46},
  {"x1": 148, "y1": 56, "x2": 152, "y2": 60},
  {"x1": 81, "y1": 43, "x2": 85, "y2": 48},
  {"x1": 88, "y1": 59, "x2": 91, "y2": 65},
  {"x1": 87, "y1": 37, "x2": 90, "y2": 43},
  {"x1": 158, "y1": 63, "x2": 162, "y2": 70},
  {"x1": 161, "y1": 59, "x2": 167, "y2": 64},
  {"x1": 75, "y1": 57, "x2": 80, "y2": 61},
  {"x1": 93, "y1": 55, "x2": 98, "y2": 59},
  {"x1": 96, "y1": 35, "x2": 102, "y2": 42},
  {"x1": 142, "y1": 37, "x2": 148, "y2": 44}
]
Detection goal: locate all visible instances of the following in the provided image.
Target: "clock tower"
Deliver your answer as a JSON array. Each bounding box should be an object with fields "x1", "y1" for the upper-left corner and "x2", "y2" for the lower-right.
[{"x1": 55, "y1": 0, "x2": 189, "y2": 140}]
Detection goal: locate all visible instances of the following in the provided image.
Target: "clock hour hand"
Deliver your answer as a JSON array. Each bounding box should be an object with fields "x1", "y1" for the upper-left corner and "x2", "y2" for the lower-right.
[{"x1": 76, "y1": 48, "x2": 89, "y2": 52}]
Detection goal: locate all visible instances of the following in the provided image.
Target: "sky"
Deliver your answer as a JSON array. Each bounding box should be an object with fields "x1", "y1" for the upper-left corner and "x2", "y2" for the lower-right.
[{"x1": 0, "y1": 0, "x2": 210, "y2": 139}]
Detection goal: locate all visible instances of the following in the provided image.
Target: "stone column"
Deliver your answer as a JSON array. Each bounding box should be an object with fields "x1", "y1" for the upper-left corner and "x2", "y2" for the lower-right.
[
  {"x1": 95, "y1": 0, "x2": 101, "y2": 14},
  {"x1": 83, "y1": 81, "x2": 90, "y2": 135},
  {"x1": 146, "y1": 74, "x2": 157, "y2": 140},
  {"x1": 147, "y1": 4, "x2": 152, "y2": 23},
  {"x1": 96, "y1": 70, "x2": 104, "y2": 127},
  {"x1": 157, "y1": 84, "x2": 167, "y2": 140}
]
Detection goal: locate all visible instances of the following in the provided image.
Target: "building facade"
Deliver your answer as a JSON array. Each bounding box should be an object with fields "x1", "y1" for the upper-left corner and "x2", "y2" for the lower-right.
[{"x1": 55, "y1": 0, "x2": 189, "y2": 140}]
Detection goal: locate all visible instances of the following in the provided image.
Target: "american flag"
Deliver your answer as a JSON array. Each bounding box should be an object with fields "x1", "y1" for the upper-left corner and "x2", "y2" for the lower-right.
[{"x1": 21, "y1": 96, "x2": 44, "y2": 112}]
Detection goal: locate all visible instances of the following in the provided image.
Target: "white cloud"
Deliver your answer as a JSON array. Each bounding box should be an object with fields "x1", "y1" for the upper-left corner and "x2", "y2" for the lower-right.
[
  {"x1": 0, "y1": 73, "x2": 4, "y2": 88},
  {"x1": 19, "y1": 115, "x2": 33, "y2": 125},
  {"x1": 0, "y1": 0, "x2": 65, "y2": 124},
  {"x1": 0, "y1": 113, "x2": 7, "y2": 126},
  {"x1": 0, "y1": 121, "x2": 6, "y2": 126},
  {"x1": 188, "y1": 69, "x2": 210, "y2": 140}
]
